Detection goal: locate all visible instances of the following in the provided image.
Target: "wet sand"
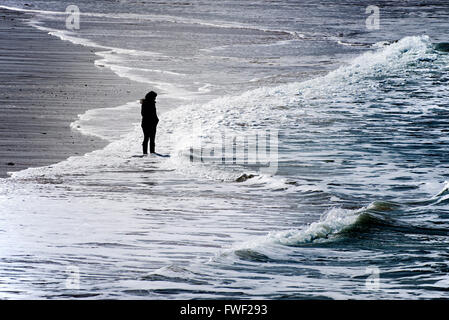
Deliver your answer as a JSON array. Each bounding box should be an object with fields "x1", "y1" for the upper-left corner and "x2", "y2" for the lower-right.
[{"x1": 0, "y1": 9, "x2": 148, "y2": 177}]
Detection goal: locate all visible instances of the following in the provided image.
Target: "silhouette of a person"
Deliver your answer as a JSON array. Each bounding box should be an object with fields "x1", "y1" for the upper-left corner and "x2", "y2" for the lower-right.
[{"x1": 141, "y1": 91, "x2": 159, "y2": 154}]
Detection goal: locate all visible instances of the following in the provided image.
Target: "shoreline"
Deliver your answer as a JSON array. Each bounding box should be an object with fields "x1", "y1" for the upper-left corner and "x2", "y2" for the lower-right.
[{"x1": 0, "y1": 9, "x2": 148, "y2": 178}]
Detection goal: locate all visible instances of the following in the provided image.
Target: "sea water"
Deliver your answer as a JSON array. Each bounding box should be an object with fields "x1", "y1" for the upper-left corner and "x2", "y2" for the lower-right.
[{"x1": 1, "y1": 0, "x2": 449, "y2": 299}]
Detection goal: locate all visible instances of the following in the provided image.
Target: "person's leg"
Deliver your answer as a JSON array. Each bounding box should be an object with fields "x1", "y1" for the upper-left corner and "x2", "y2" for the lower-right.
[
  {"x1": 149, "y1": 125, "x2": 157, "y2": 153},
  {"x1": 142, "y1": 127, "x2": 149, "y2": 154}
]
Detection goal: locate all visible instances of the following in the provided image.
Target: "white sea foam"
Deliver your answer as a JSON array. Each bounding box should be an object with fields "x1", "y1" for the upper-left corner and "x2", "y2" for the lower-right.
[
  {"x1": 70, "y1": 101, "x2": 140, "y2": 141},
  {"x1": 1, "y1": 1, "x2": 448, "y2": 298},
  {"x1": 9, "y1": 35, "x2": 438, "y2": 190},
  {"x1": 2, "y1": 33, "x2": 440, "y2": 212},
  {"x1": 433, "y1": 181, "x2": 449, "y2": 205},
  {"x1": 1, "y1": 4, "x2": 302, "y2": 38}
]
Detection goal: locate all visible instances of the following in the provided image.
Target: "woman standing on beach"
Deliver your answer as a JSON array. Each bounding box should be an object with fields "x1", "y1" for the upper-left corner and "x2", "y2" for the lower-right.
[{"x1": 141, "y1": 91, "x2": 159, "y2": 154}]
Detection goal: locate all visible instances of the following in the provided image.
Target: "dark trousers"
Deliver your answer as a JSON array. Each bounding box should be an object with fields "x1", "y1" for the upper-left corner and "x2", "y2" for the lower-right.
[{"x1": 142, "y1": 125, "x2": 157, "y2": 154}]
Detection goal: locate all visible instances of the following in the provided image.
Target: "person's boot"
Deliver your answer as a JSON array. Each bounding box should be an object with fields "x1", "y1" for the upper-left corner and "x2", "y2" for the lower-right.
[
  {"x1": 143, "y1": 143, "x2": 148, "y2": 155},
  {"x1": 150, "y1": 143, "x2": 155, "y2": 154}
]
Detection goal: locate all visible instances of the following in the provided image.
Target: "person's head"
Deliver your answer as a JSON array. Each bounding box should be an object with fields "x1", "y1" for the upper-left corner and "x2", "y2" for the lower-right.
[{"x1": 145, "y1": 91, "x2": 157, "y2": 101}]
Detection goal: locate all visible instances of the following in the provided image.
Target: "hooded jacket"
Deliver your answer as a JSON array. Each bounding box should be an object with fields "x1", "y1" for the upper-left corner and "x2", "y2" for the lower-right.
[{"x1": 141, "y1": 99, "x2": 159, "y2": 128}]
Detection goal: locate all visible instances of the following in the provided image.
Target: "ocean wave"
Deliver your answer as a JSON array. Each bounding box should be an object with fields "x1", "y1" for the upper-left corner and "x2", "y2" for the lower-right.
[{"x1": 434, "y1": 42, "x2": 449, "y2": 53}]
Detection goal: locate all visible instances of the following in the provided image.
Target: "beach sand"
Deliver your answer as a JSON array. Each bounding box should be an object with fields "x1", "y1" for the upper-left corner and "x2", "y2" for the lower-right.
[{"x1": 0, "y1": 9, "x2": 148, "y2": 177}]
